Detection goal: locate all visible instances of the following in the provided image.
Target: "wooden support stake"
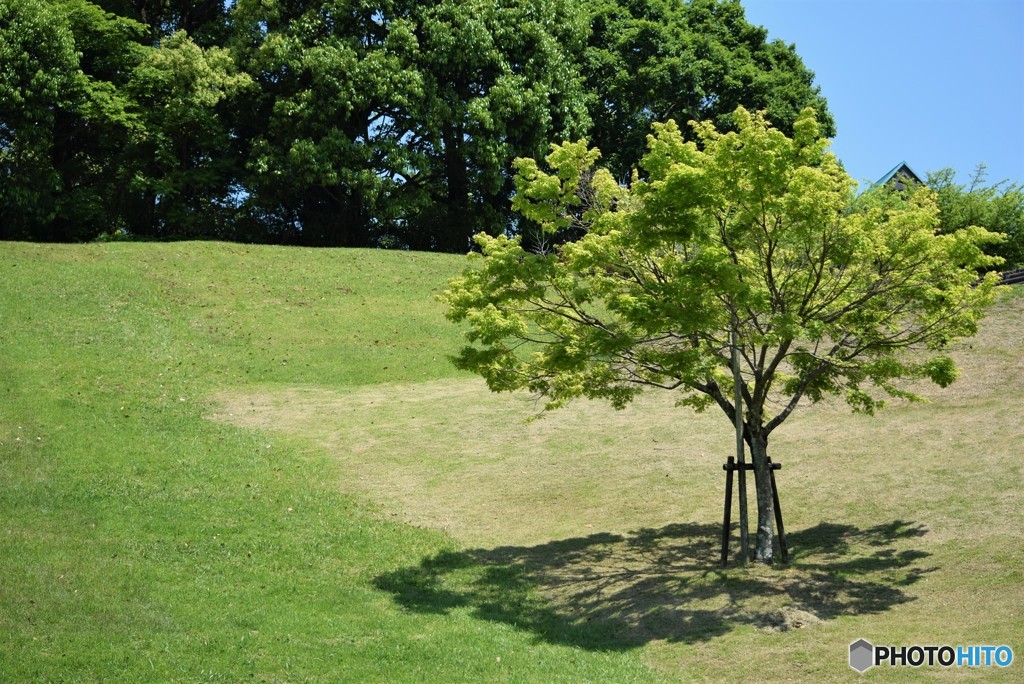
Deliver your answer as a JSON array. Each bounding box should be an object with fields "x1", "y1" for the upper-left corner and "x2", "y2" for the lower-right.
[{"x1": 721, "y1": 456, "x2": 735, "y2": 567}]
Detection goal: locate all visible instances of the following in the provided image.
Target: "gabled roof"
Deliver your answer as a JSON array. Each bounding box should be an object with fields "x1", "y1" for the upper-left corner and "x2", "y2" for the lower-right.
[{"x1": 874, "y1": 161, "x2": 924, "y2": 188}]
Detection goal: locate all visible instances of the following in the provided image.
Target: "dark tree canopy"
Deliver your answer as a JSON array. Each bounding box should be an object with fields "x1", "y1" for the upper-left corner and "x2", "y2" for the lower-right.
[
  {"x1": 396, "y1": 0, "x2": 592, "y2": 252},
  {"x1": 92, "y1": 0, "x2": 229, "y2": 43},
  {"x1": 0, "y1": 0, "x2": 145, "y2": 241},
  {"x1": 583, "y1": 0, "x2": 834, "y2": 181},
  {"x1": 3, "y1": 0, "x2": 835, "y2": 249},
  {"x1": 230, "y1": 0, "x2": 425, "y2": 246}
]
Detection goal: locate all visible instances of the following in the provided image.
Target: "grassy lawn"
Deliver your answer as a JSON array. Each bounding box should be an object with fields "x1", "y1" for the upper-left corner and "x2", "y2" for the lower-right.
[{"x1": 2, "y1": 241, "x2": 1021, "y2": 681}]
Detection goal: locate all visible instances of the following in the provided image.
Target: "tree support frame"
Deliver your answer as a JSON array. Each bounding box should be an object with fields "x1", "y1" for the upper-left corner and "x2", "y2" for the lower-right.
[{"x1": 721, "y1": 457, "x2": 788, "y2": 566}]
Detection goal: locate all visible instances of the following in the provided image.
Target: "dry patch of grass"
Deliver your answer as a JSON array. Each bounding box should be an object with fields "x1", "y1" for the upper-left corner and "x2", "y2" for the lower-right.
[
  {"x1": 208, "y1": 289, "x2": 1024, "y2": 679},
  {"x1": 210, "y1": 380, "x2": 731, "y2": 548},
  {"x1": 209, "y1": 290, "x2": 1023, "y2": 552}
]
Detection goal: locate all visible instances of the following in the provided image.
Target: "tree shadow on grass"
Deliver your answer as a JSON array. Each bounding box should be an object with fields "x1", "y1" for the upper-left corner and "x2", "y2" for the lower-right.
[{"x1": 374, "y1": 520, "x2": 933, "y2": 651}]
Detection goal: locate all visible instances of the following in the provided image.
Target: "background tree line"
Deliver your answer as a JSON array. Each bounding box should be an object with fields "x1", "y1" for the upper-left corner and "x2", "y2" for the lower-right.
[
  {"x1": 2, "y1": 0, "x2": 844, "y2": 250},
  {"x1": 927, "y1": 165, "x2": 1024, "y2": 270}
]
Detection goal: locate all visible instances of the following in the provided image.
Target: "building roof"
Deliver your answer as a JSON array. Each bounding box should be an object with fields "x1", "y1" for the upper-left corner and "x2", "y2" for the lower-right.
[{"x1": 874, "y1": 161, "x2": 924, "y2": 188}]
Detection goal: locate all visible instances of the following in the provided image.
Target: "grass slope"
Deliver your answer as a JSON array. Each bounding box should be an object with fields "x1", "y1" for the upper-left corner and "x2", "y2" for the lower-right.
[
  {"x1": 3, "y1": 241, "x2": 1022, "y2": 681},
  {"x1": 0, "y1": 242, "x2": 653, "y2": 682},
  {"x1": 214, "y1": 292, "x2": 1024, "y2": 681}
]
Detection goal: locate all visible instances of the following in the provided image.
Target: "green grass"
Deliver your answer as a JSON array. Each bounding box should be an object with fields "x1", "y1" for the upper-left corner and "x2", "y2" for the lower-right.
[
  {"x1": 2, "y1": 241, "x2": 1022, "y2": 681},
  {"x1": 0, "y1": 242, "x2": 654, "y2": 682}
]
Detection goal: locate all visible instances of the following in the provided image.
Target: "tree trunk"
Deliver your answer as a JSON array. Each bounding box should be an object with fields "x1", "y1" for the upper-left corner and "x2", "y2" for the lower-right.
[
  {"x1": 299, "y1": 186, "x2": 369, "y2": 247},
  {"x1": 442, "y1": 123, "x2": 471, "y2": 253},
  {"x1": 747, "y1": 429, "x2": 776, "y2": 563}
]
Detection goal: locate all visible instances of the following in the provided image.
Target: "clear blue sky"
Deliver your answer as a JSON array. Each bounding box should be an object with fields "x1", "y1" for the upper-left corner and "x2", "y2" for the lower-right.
[{"x1": 742, "y1": 0, "x2": 1024, "y2": 188}]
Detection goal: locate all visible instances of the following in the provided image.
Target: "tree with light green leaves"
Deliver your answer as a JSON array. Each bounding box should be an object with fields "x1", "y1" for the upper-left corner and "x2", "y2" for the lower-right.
[{"x1": 442, "y1": 107, "x2": 1003, "y2": 562}]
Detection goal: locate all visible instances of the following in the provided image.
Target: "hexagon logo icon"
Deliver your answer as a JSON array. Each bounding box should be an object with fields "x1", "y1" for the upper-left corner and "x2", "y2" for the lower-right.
[{"x1": 849, "y1": 638, "x2": 875, "y2": 672}]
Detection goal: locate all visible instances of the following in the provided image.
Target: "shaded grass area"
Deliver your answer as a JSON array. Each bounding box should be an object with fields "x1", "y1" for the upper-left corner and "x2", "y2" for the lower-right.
[{"x1": 375, "y1": 520, "x2": 932, "y2": 650}]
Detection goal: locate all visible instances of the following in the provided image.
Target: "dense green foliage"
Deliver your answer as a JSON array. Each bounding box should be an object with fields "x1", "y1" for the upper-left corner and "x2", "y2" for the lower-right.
[
  {"x1": 2, "y1": 0, "x2": 831, "y2": 249},
  {"x1": 0, "y1": 0, "x2": 142, "y2": 240},
  {"x1": 929, "y1": 164, "x2": 1024, "y2": 269},
  {"x1": 583, "y1": 0, "x2": 833, "y2": 182},
  {"x1": 443, "y1": 107, "x2": 1003, "y2": 561}
]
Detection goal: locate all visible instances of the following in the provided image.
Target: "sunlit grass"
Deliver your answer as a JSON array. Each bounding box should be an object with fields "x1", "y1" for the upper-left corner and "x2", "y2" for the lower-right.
[
  {"x1": 2, "y1": 241, "x2": 1021, "y2": 681},
  {"x1": 0, "y1": 242, "x2": 654, "y2": 682}
]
